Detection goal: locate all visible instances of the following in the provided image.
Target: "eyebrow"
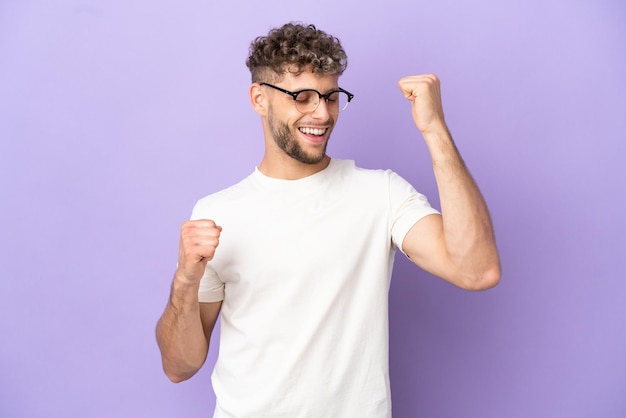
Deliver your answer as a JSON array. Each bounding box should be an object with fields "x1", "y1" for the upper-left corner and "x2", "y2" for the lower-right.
[{"x1": 293, "y1": 86, "x2": 341, "y2": 94}]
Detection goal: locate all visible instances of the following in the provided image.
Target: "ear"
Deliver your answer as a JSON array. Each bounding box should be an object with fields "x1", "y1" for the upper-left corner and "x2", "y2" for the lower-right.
[{"x1": 249, "y1": 83, "x2": 268, "y2": 116}]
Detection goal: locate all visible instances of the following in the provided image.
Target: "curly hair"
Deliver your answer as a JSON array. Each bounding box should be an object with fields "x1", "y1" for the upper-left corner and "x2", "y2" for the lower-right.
[{"x1": 246, "y1": 22, "x2": 348, "y2": 82}]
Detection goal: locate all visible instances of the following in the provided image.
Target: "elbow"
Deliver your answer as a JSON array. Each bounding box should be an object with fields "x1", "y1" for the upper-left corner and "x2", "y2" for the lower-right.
[
  {"x1": 472, "y1": 265, "x2": 501, "y2": 290},
  {"x1": 167, "y1": 374, "x2": 189, "y2": 384},
  {"x1": 463, "y1": 263, "x2": 501, "y2": 291},
  {"x1": 164, "y1": 368, "x2": 196, "y2": 383},
  {"x1": 161, "y1": 358, "x2": 201, "y2": 383},
  {"x1": 449, "y1": 259, "x2": 501, "y2": 291}
]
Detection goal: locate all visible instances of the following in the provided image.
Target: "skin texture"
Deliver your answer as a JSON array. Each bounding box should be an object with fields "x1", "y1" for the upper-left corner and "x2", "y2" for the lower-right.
[
  {"x1": 156, "y1": 220, "x2": 222, "y2": 382},
  {"x1": 267, "y1": 99, "x2": 331, "y2": 165},
  {"x1": 397, "y1": 74, "x2": 501, "y2": 290},
  {"x1": 156, "y1": 70, "x2": 501, "y2": 383},
  {"x1": 253, "y1": 71, "x2": 340, "y2": 179}
]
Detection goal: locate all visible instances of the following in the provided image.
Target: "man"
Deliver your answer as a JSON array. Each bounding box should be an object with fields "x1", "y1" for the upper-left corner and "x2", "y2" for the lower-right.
[{"x1": 156, "y1": 22, "x2": 500, "y2": 417}]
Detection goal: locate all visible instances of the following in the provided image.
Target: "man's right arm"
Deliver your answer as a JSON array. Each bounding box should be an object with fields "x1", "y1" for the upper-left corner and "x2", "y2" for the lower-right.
[{"x1": 155, "y1": 220, "x2": 223, "y2": 383}]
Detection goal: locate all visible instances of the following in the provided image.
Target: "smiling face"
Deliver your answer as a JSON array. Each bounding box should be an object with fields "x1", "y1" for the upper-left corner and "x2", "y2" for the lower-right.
[{"x1": 262, "y1": 71, "x2": 340, "y2": 167}]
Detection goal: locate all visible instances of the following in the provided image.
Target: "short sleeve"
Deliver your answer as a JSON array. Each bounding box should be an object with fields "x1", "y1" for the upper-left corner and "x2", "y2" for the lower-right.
[
  {"x1": 197, "y1": 265, "x2": 225, "y2": 303},
  {"x1": 388, "y1": 171, "x2": 440, "y2": 254}
]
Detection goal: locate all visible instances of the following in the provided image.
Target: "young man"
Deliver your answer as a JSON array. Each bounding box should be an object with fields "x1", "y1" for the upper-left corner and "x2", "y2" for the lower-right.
[{"x1": 156, "y1": 22, "x2": 500, "y2": 417}]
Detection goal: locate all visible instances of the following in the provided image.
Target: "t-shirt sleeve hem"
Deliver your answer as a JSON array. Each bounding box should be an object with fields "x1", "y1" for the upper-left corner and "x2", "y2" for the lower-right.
[
  {"x1": 198, "y1": 289, "x2": 225, "y2": 303},
  {"x1": 393, "y1": 209, "x2": 440, "y2": 256}
]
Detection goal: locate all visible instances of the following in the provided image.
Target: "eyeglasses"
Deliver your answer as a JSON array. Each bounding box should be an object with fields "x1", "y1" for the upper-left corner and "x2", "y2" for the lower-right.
[{"x1": 260, "y1": 82, "x2": 354, "y2": 114}]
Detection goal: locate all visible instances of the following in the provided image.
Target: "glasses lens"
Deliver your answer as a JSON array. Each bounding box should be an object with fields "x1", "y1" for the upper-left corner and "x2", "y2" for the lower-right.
[
  {"x1": 327, "y1": 91, "x2": 350, "y2": 113},
  {"x1": 293, "y1": 90, "x2": 351, "y2": 114},
  {"x1": 294, "y1": 90, "x2": 318, "y2": 113}
]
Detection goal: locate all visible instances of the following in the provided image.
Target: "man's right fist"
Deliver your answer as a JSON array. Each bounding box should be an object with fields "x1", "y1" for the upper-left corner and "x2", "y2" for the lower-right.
[{"x1": 176, "y1": 219, "x2": 222, "y2": 284}]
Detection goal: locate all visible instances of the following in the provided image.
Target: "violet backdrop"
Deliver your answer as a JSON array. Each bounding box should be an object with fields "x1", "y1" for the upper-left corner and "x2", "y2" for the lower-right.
[{"x1": 1, "y1": 0, "x2": 624, "y2": 417}]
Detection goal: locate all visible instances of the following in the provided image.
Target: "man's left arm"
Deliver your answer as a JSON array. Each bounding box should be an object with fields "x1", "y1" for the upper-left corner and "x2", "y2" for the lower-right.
[{"x1": 398, "y1": 74, "x2": 501, "y2": 290}]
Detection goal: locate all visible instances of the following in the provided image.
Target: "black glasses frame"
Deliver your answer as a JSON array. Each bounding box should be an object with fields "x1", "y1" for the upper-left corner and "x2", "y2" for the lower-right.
[{"x1": 259, "y1": 82, "x2": 354, "y2": 113}]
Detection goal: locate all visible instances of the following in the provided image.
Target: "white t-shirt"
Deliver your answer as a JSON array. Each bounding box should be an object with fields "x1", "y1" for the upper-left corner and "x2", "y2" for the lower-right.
[{"x1": 191, "y1": 158, "x2": 439, "y2": 418}]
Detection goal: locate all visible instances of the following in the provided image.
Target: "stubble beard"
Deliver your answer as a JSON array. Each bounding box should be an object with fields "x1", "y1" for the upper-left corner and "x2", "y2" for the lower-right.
[{"x1": 268, "y1": 107, "x2": 330, "y2": 165}]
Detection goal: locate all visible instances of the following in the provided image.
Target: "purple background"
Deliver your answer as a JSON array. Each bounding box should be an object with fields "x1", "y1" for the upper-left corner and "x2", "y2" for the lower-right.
[{"x1": 1, "y1": 0, "x2": 625, "y2": 417}]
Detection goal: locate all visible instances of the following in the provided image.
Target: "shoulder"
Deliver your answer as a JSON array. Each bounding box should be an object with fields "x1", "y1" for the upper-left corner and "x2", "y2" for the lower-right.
[
  {"x1": 331, "y1": 158, "x2": 408, "y2": 188},
  {"x1": 191, "y1": 173, "x2": 255, "y2": 219},
  {"x1": 331, "y1": 159, "x2": 434, "y2": 215}
]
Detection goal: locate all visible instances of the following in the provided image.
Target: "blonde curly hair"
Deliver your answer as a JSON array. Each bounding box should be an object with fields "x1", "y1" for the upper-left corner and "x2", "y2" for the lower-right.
[{"x1": 246, "y1": 22, "x2": 348, "y2": 83}]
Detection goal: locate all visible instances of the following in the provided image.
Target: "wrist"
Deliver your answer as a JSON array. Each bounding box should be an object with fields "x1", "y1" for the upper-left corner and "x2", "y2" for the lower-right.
[
  {"x1": 419, "y1": 120, "x2": 449, "y2": 140},
  {"x1": 420, "y1": 128, "x2": 465, "y2": 168},
  {"x1": 169, "y1": 271, "x2": 201, "y2": 307}
]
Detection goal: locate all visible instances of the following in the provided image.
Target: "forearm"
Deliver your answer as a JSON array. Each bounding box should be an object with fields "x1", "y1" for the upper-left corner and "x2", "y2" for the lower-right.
[
  {"x1": 156, "y1": 274, "x2": 208, "y2": 382},
  {"x1": 398, "y1": 74, "x2": 500, "y2": 288},
  {"x1": 424, "y1": 125, "x2": 501, "y2": 288}
]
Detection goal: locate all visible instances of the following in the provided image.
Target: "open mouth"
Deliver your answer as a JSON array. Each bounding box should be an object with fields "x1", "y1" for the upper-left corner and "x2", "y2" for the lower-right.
[{"x1": 298, "y1": 127, "x2": 327, "y2": 137}]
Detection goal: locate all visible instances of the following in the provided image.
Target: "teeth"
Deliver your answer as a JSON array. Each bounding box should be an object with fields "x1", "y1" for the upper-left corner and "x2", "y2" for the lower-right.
[{"x1": 299, "y1": 127, "x2": 326, "y2": 136}]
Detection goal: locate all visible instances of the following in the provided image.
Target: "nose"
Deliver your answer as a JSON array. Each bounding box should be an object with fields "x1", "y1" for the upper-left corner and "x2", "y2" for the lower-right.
[{"x1": 310, "y1": 98, "x2": 331, "y2": 119}]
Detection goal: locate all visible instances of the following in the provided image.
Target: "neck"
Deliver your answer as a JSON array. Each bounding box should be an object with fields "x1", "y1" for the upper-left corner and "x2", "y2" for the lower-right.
[{"x1": 258, "y1": 154, "x2": 331, "y2": 180}]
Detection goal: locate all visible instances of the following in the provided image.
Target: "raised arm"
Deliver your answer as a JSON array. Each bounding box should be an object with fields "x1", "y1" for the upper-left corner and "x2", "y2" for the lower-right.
[
  {"x1": 398, "y1": 74, "x2": 501, "y2": 290},
  {"x1": 156, "y1": 220, "x2": 223, "y2": 382}
]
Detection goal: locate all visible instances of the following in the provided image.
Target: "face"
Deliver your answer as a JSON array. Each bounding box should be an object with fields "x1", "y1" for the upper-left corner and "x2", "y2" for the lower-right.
[{"x1": 264, "y1": 72, "x2": 339, "y2": 165}]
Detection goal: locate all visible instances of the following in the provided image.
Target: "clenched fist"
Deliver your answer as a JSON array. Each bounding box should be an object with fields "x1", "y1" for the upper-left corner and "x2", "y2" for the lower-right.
[
  {"x1": 176, "y1": 219, "x2": 222, "y2": 285},
  {"x1": 398, "y1": 74, "x2": 446, "y2": 136}
]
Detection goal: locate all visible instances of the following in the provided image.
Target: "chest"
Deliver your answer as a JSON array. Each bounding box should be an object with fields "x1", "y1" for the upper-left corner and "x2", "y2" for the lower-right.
[{"x1": 212, "y1": 184, "x2": 392, "y2": 290}]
